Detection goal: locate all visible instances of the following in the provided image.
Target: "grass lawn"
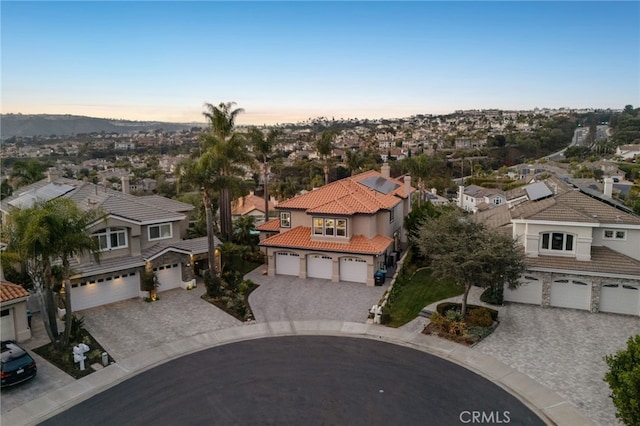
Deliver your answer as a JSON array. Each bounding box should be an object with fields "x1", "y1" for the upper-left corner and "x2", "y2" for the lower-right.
[{"x1": 386, "y1": 268, "x2": 463, "y2": 328}]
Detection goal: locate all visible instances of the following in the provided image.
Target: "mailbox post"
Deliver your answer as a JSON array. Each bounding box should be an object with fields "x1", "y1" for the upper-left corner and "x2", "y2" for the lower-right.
[{"x1": 73, "y1": 343, "x2": 90, "y2": 371}]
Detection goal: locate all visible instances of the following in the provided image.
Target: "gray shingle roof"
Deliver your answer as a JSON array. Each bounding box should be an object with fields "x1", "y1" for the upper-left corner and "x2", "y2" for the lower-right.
[{"x1": 526, "y1": 246, "x2": 640, "y2": 279}]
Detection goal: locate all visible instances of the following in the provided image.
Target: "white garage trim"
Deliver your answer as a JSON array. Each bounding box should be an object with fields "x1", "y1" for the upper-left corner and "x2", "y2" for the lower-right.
[
  {"x1": 339, "y1": 257, "x2": 368, "y2": 283},
  {"x1": 550, "y1": 279, "x2": 591, "y2": 311},
  {"x1": 153, "y1": 263, "x2": 182, "y2": 291},
  {"x1": 1, "y1": 308, "x2": 15, "y2": 341},
  {"x1": 600, "y1": 283, "x2": 640, "y2": 316},
  {"x1": 505, "y1": 275, "x2": 542, "y2": 305},
  {"x1": 71, "y1": 272, "x2": 140, "y2": 311},
  {"x1": 275, "y1": 252, "x2": 300, "y2": 276},
  {"x1": 307, "y1": 254, "x2": 333, "y2": 280}
]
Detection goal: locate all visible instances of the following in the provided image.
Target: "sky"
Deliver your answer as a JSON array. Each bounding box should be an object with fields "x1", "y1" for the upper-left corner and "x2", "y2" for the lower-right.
[{"x1": 1, "y1": 1, "x2": 639, "y2": 125}]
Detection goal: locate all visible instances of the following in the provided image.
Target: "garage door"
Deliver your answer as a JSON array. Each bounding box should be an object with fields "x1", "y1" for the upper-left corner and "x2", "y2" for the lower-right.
[
  {"x1": 550, "y1": 279, "x2": 591, "y2": 310},
  {"x1": 340, "y1": 257, "x2": 368, "y2": 283},
  {"x1": 275, "y1": 252, "x2": 300, "y2": 276},
  {"x1": 600, "y1": 283, "x2": 640, "y2": 316},
  {"x1": 1, "y1": 309, "x2": 15, "y2": 340},
  {"x1": 71, "y1": 272, "x2": 140, "y2": 311},
  {"x1": 504, "y1": 275, "x2": 542, "y2": 305},
  {"x1": 307, "y1": 254, "x2": 333, "y2": 280},
  {"x1": 154, "y1": 263, "x2": 182, "y2": 291}
]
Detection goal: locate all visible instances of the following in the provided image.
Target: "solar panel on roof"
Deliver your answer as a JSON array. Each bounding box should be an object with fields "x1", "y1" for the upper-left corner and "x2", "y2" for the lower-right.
[
  {"x1": 524, "y1": 182, "x2": 553, "y2": 201},
  {"x1": 8, "y1": 182, "x2": 75, "y2": 209},
  {"x1": 359, "y1": 176, "x2": 400, "y2": 195}
]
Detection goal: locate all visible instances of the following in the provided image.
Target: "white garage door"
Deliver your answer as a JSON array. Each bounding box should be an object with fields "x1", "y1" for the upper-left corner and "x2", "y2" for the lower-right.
[
  {"x1": 276, "y1": 252, "x2": 300, "y2": 276},
  {"x1": 1, "y1": 309, "x2": 15, "y2": 340},
  {"x1": 550, "y1": 279, "x2": 591, "y2": 310},
  {"x1": 154, "y1": 263, "x2": 182, "y2": 291},
  {"x1": 307, "y1": 254, "x2": 333, "y2": 280},
  {"x1": 340, "y1": 257, "x2": 368, "y2": 283},
  {"x1": 600, "y1": 283, "x2": 640, "y2": 316},
  {"x1": 71, "y1": 272, "x2": 140, "y2": 311},
  {"x1": 504, "y1": 275, "x2": 542, "y2": 305}
]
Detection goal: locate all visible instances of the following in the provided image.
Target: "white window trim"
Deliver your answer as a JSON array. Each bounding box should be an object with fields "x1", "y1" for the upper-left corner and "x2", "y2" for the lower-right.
[
  {"x1": 280, "y1": 212, "x2": 291, "y2": 228},
  {"x1": 603, "y1": 229, "x2": 627, "y2": 241},
  {"x1": 539, "y1": 231, "x2": 575, "y2": 254},
  {"x1": 93, "y1": 227, "x2": 128, "y2": 251},
  {"x1": 148, "y1": 223, "x2": 173, "y2": 241},
  {"x1": 312, "y1": 217, "x2": 348, "y2": 238}
]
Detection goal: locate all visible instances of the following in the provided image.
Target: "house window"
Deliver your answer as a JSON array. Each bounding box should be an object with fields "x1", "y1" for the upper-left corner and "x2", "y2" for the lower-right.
[
  {"x1": 603, "y1": 229, "x2": 626, "y2": 240},
  {"x1": 92, "y1": 228, "x2": 128, "y2": 251},
  {"x1": 493, "y1": 197, "x2": 502, "y2": 205},
  {"x1": 280, "y1": 212, "x2": 291, "y2": 228},
  {"x1": 313, "y1": 218, "x2": 324, "y2": 235},
  {"x1": 324, "y1": 219, "x2": 335, "y2": 236},
  {"x1": 389, "y1": 207, "x2": 395, "y2": 223},
  {"x1": 540, "y1": 232, "x2": 574, "y2": 253},
  {"x1": 313, "y1": 217, "x2": 347, "y2": 237},
  {"x1": 148, "y1": 223, "x2": 172, "y2": 241}
]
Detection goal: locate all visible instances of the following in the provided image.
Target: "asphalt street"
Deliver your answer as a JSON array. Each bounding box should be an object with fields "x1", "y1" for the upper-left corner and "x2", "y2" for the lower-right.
[{"x1": 41, "y1": 336, "x2": 544, "y2": 426}]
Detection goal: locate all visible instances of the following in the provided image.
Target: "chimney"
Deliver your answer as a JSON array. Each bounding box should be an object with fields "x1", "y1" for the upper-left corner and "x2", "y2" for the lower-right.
[
  {"x1": 458, "y1": 185, "x2": 464, "y2": 208},
  {"x1": 121, "y1": 175, "x2": 130, "y2": 195},
  {"x1": 603, "y1": 177, "x2": 613, "y2": 198},
  {"x1": 47, "y1": 167, "x2": 60, "y2": 182},
  {"x1": 270, "y1": 195, "x2": 278, "y2": 206},
  {"x1": 381, "y1": 163, "x2": 390, "y2": 179},
  {"x1": 431, "y1": 188, "x2": 437, "y2": 195},
  {"x1": 404, "y1": 175, "x2": 412, "y2": 209}
]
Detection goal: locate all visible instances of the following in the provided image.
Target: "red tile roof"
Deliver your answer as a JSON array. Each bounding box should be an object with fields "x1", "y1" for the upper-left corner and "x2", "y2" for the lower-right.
[
  {"x1": 0, "y1": 282, "x2": 29, "y2": 303},
  {"x1": 277, "y1": 170, "x2": 414, "y2": 215},
  {"x1": 259, "y1": 226, "x2": 392, "y2": 255},
  {"x1": 232, "y1": 193, "x2": 275, "y2": 216},
  {"x1": 256, "y1": 218, "x2": 280, "y2": 232}
]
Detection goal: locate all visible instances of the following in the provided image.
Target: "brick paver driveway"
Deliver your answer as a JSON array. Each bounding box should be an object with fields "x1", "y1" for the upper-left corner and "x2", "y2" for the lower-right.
[
  {"x1": 474, "y1": 304, "x2": 640, "y2": 426},
  {"x1": 81, "y1": 286, "x2": 241, "y2": 361},
  {"x1": 246, "y1": 269, "x2": 389, "y2": 323}
]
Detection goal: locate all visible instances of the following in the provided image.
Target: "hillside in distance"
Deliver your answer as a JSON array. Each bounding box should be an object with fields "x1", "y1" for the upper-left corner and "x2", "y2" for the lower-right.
[{"x1": 0, "y1": 114, "x2": 202, "y2": 138}]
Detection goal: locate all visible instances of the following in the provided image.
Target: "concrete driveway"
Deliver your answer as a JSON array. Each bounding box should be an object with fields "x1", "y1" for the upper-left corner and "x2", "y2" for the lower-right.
[
  {"x1": 246, "y1": 269, "x2": 389, "y2": 323},
  {"x1": 80, "y1": 286, "x2": 241, "y2": 361},
  {"x1": 474, "y1": 304, "x2": 640, "y2": 426}
]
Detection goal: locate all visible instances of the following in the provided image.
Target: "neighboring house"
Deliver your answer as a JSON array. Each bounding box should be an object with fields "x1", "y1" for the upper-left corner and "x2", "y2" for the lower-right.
[
  {"x1": 259, "y1": 164, "x2": 414, "y2": 286},
  {"x1": 422, "y1": 188, "x2": 450, "y2": 206},
  {"x1": 0, "y1": 170, "x2": 220, "y2": 312},
  {"x1": 457, "y1": 184, "x2": 506, "y2": 213},
  {"x1": 616, "y1": 144, "x2": 640, "y2": 161},
  {"x1": 476, "y1": 175, "x2": 640, "y2": 317},
  {"x1": 231, "y1": 191, "x2": 276, "y2": 225},
  {"x1": 0, "y1": 281, "x2": 31, "y2": 342}
]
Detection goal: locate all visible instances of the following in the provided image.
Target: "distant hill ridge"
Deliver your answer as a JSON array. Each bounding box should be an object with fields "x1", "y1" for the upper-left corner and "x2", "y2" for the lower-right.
[{"x1": 0, "y1": 114, "x2": 203, "y2": 138}]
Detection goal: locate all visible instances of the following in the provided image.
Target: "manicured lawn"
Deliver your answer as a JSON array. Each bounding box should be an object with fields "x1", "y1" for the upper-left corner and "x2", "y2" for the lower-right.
[{"x1": 386, "y1": 268, "x2": 463, "y2": 328}]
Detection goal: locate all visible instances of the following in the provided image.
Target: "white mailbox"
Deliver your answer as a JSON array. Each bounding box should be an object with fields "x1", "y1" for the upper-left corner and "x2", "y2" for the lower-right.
[{"x1": 73, "y1": 343, "x2": 90, "y2": 371}]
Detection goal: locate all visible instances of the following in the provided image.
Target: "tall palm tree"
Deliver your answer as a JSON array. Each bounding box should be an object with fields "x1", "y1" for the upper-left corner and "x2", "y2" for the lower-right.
[
  {"x1": 3, "y1": 198, "x2": 104, "y2": 349},
  {"x1": 249, "y1": 127, "x2": 281, "y2": 222},
  {"x1": 10, "y1": 159, "x2": 47, "y2": 188},
  {"x1": 316, "y1": 130, "x2": 335, "y2": 185},
  {"x1": 405, "y1": 155, "x2": 436, "y2": 206},
  {"x1": 345, "y1": 149, "x2": 365, "y2": 176}
]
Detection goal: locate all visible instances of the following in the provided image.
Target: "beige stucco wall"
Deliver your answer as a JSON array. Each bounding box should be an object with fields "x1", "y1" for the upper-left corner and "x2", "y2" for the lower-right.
[
  {"x1": 517, "y1": 222, "x2": 594, "y2": 261},
  {"x1": 2, "y1": 300, "x2": 31, "y2": 342},
  {"x1": 591, "y1": 227, "x2": 640, "y2": 261}
]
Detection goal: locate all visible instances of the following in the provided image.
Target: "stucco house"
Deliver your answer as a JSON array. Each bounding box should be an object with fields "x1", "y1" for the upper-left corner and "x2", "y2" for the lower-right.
[
  {"x1": 259, "y1": 164, "x2": 414, "y2": 286},
  {"x1": 457, "y1": 184, "x2": 506, "y2": 213},
  {"x1": 0, "y1": 170, "x2": 220, "y2": 312},
  {"x1": 0, "y1": 281, "x2": 31, "y2": 342},
  {"x1": 476, "y1": 175, "x2": 640, "y2": 316},
  {"x1": 231, "y1": 191, "x2": 276, "y2": 225}
]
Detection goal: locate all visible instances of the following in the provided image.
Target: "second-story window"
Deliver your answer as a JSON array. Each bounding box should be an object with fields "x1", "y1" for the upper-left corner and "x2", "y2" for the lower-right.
[
  {"x1": 336, "y1": 219, "x2": 347, "y2": 237},
  {"x1": 92, "y1": 228, "x2": 128, "y2": 251},
  {"x1": 149, "y1": 223, "x2": 172, "y2": 241},
  {"x1": 312, "y1": 217, "x2": 347, "y2": 237},
  {"x1": 540, "y1": 232, "x2": 574, "y2": 253},
  {"x1": 280, "y1": 212, "x2": 291, "y2": 228},
  {"x1": 603, "y1": 229, "x2": 626, "y2": 240}
]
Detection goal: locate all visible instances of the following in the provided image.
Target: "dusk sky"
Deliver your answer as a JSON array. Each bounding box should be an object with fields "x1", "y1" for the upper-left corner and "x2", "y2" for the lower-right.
[{"x1": 2, "y1": 1, "x2": 639, "y2": 125}]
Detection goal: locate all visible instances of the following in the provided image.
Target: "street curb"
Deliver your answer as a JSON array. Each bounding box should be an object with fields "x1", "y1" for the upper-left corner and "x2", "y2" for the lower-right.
[{"x1": 3, "y1": 321, "x2": 595, "y2": 426}]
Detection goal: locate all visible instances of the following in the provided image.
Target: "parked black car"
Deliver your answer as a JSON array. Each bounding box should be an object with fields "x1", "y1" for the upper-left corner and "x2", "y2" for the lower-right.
[{"x1": 1, "y1": 340, "x2": 37, "y2": 387}]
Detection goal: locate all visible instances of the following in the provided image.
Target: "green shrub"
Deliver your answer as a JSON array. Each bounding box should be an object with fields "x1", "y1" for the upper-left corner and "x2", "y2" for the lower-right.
[
  {"x1": 204, "y1": 271, "x2": 223, "y2": 297},
  {"x1": 467, "y1": 308, "x2": 494, "y2": 328},
  {"x1": 480, "y1": 284, "x2": 504, "y2": 305},
  {"x1": 429, "y1": 312, "x2": 450, "y2": 331},
  {"x1": 436, "y1": 302, "x2": 499, "y2": 321},
  {"x1": 445, "y1": 309, "x2": 463, "y2": 322},
  {"x1": 468, "y1": 326, "x2": 495, "y2": 341},
  {"x1": 604, "y1": 334, "x2": 640, "y2": 426}
]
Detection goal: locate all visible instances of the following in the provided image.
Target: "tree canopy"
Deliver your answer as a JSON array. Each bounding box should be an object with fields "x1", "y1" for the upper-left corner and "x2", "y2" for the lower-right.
[{"x1": 411, "y1": 209, "x2": 526, "y2": 315}]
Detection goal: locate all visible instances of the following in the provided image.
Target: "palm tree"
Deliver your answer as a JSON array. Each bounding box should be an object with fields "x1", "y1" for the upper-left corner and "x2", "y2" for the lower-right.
[
  {"x1": 345, "y1": 149, "x2": 365, "y2": 176},
  {"x1": 405, "y1": 155, "x2": 436, "y2": 206},
  {"x1": 316, "y1": 131, "x2": 335, "y2": 185},
  {"x1": 3, "y1": 198, "x2": 104, "y2": 349},
  {"x1": 10, "y1": 159, "x2": 47, "y2": 188},
  {"x1": 249, "y1": 127, "x2": 281, "y2": 222}
]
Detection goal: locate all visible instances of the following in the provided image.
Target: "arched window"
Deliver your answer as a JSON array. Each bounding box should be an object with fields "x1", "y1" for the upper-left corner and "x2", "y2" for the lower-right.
[{"x1": 540, "y1": 232, "x2": 575, "y2": 253}]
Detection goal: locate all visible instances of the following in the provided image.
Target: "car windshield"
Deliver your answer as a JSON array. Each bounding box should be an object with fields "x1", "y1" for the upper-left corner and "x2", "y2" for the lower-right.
[{"x1": 1, "y1": 353, "x2": 33, "y2": 371}]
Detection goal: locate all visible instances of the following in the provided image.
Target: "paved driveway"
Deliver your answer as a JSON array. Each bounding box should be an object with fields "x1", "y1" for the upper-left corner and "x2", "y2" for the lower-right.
[
  {"x1": 81, "y1": 286, "x2": 241, "y2": 361},
  {"x1": 474, "y1": 304, "x2": 640, "y2": 426},
  {"x1": 246, "y1": 269, "x2": 389, "y2": 323}
]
